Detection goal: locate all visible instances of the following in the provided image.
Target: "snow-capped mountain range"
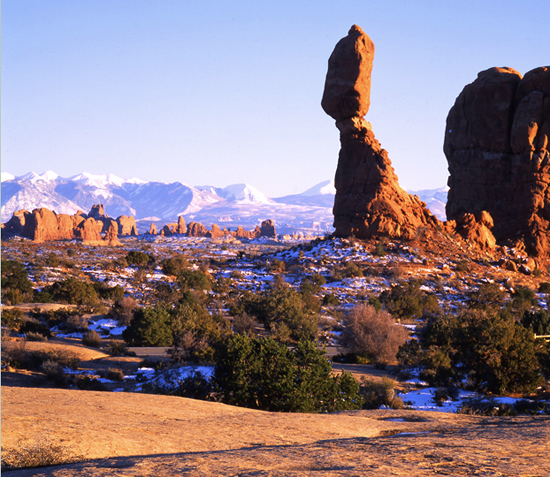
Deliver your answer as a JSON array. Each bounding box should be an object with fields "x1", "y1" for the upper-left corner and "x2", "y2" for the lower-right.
[{"x1": 1, "y1": 171, "x2": 447, "y2": 234}]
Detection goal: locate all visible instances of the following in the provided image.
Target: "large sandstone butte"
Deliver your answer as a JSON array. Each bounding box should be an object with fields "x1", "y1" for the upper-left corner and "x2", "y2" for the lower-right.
[
  {"x1": 445, "y1": 66, "x2": 550, "y2": 256},
  {"x1": 322, "y1": 25, "x2": 438, "y2": 239}
]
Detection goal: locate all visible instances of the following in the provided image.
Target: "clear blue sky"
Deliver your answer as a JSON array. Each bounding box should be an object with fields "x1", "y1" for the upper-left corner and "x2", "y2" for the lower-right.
[{"x1": 2, "y1": 0, "x2": 549, "y2": 197}]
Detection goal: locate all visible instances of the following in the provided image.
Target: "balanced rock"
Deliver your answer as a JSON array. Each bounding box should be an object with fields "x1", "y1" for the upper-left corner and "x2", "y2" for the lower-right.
[
  {"x1": 445, "y1": 66, "x2": 550, "y2": 256},
  {"x1": 322, "y1": 25, "x2": 439, "y2": 240}
]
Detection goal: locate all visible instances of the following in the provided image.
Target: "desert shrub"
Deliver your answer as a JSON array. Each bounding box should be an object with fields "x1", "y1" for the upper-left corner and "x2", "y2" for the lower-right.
[
  {"x1": 98, "y1": 367, "x2": 125, "y2": 381},
  {"x1": 42, "y1": 359, "x2": 67, "y2": 385},
  {"x1": 457, "y1": 396, "x2": 516, "y2": 416},
  {"x1": 231, "y1": 312, "x2": 257, "y2": 336},
  {"x1": 147, "y1": 370, "x2": 213, "y2": 400},
  {"x1": 431, "y1": 386, "x2": 460, "y2": 406},
  {"x1": 507, "y1": 285, "x2": 537, "y2": 317},
  {"x1": 73, "y1": 375, "x2": 107, "y2": 391},
  {"x1": 92, "y1": 282, "x2": 124, "y2": 302},
  {"x1": 169, "y1": 296, "x2": 230, "y2": 363},
  {"x1": 1, "y1": 260, "x2": 33, "y2": 304},
  {"x1": 25, "y1": 331, "x2": 47, "y2": 342},
  {"x1": 266, "y1": 259, "x2": 286, "y2": 273},
  {"x1": 123, "y1": 306, "x2": 173, "y2": 346},
  {"x1": 521, "y1": 310, "x2": 550, "y2": 336},
  {"x1": 360, "y1": 378, "x2": 403, "y2": 409},
  {"x1": 1, "y1": 432, "x2": 82, "y2": 470},
  {"x1": 467, "y1": 282, "x2": 506, "y2": 310},
  {"x1": 46, "y1": 252, "x2": 60, "y2": 267},
  {"x1": 82, "y1": 330, "x2": 102, "y2": 348},
  {"x1": 322, "y1": 293, "x2": 339, "y2": 306},
  {"x1": 338, "y1": 304, "x2": 409, "y2": 365},
  {"x1": 1, "y1": 343, "x2": 80, "y2": 371},
  {"x1": 538, "y1": 282, "x2": 550, "y2": 294},
  {"x1": 379, "y1": 280, "x2": 441, "y2": 320},
  {"x1": 161, "y1": 254, "x2": 189, "y2": 276},
  {"x1": 1, "y1": 307, "x2": 25, "y2": 331},
  {"x1": 110, "y1": 296, "x2": 139, "y2": 326},
  {"x1": 105, "y1": 340, "x2": 132, "y2": 357},
  {"x1": 19, "y1": 319, "x2": 51, "y2": 338},
  {"x1": 213, "y1": 335, "x2": 363, "y2": 412},
  {"x1": 42, "y1": 278, "x2": 99, "y2": 307},
  {"x1": 455, "y1": 260, "x2": 470, "y2": 273},
  {"x1": 237, "y1": 280, "x2": 318, "y2": 343},
  {"x1": 374, "y1": 242, "x2": 386, "y2": 257},
  {"x1": 61, "y1": 313, "x2": 89, "y2": 333},
  {"x1": 177, "y1": 269, "x2": 213, "y2": 291},
  {"x1": 126, "y1": 250, "x2": 154, "y2": 267},
  {"x1": 342, "y1": 261, "x2": 363, "y2": 278},
  {"x1": 401, "y1": 309, "x2": 543, "y2": 394}
]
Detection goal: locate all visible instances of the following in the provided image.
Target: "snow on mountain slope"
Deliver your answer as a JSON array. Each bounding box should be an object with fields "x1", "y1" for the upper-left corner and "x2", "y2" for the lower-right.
[
  {"x1": 1, "y1": 170, "x2": 447, "y2": 231},
  {"x1": 221, "y1": 184, "x2": 274, "y2": 204},
  {"x1": 1, "y1": 178, "x2": 83, "y2": 219},
  {"x1": 408, "y1": 187, "x2": 448, "y2": 221},
  {"x1": 69, "y1": 172, "x2": 125, "y2": 188},
  {"x1": 274, "y1": 180, "x2": 335, "y2": 208},
  {"x1": 301, "y1": 180, "x2": 336, "y2": 196}
]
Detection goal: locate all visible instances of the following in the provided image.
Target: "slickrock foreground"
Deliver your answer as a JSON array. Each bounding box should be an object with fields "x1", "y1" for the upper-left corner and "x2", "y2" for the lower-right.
[
  {"x1": 2, "y1": 386, "x2": 549, "y2": 477},
  {"x1": 445, "y1": 66, "x2": 550, "y2": 257},
  {"x1": 322, "y1": 25, "x2": 438, "y2": 240}
]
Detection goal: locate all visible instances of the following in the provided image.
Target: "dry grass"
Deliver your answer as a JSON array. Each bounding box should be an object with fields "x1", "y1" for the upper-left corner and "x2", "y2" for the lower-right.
[{"x1": 1, "y1": 431, "x2": 82, "y2": 470}]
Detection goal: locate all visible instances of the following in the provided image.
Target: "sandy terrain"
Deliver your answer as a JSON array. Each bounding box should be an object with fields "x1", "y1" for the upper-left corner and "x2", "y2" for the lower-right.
[{"x1": 2, "y1": 385, "x2": 549, "y2": 476}]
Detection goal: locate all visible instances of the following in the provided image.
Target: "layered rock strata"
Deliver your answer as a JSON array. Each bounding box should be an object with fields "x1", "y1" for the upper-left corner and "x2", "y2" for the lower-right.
[
  {"x1": 322, "y1": 25, "x2": 438, "y2": 239},
  {"x1": 445, "y1": 66, "x2": 550, "y2": 256}
]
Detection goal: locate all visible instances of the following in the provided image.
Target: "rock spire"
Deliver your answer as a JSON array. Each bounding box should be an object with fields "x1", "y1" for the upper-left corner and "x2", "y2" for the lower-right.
[{"x1": 322, "y1": 25, "x2": 438, "y2": 239}]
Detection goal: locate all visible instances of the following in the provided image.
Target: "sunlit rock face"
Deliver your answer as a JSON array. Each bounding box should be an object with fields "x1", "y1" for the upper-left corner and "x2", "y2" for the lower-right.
[
  {"x1": 445, "y1": 66, "x2": 550, "y2": 256},
  {"x1": 322, "y1": 25, "x2": 438, "y2": 240}
]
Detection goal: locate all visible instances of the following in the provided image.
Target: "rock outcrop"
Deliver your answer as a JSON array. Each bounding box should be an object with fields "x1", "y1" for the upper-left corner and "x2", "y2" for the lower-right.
[
  {"x1": 1, "y1": 204, "x2": 132, "y2": 246},
  {"x1": 116, "y1": 215, "x2": 138, "y2": 236},
  {"x1": 259, "y1": 219, "x2": 276, "y2": 237},
  {"x1": 322, "y1": 25, "x2": 438, "y2": 240},
  {"x1": 445, "y1": 66, "x2": 550, "y2": 256},
  {"x1": 148, "y1": 223, "x2": 157, "y2": 235},
  {"x1": 186, "y1": 222, "x2": 209, "y2": 237}
]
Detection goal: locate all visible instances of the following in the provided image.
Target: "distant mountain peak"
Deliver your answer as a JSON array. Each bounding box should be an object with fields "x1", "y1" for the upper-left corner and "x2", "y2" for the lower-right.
[{"x1": 301, "y1": 180, "x2": 336, "y2": 196}]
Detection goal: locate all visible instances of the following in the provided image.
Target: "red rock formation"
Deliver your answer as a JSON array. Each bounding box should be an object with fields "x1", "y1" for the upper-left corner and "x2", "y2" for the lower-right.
[
  {"x1": 104, "y1": 220, "x2": 122, "y2": 246},
  {"x1": 259, "y1": 219, "x2": 276, "y2": 237},
  {"x1": 177, "y1": 216, "x2": 186, "y2": 235},
  {"x1": 208, "y1": 224, "x2": 226, "y2": 239},
  {"x1": 75, "y1": 217, "x2": 102, "y2": 243},
  {"x1": 88, "y1": 204, "x2": 106, "y2": 219},
  {"x1": 116, "y1": 215, "x2": 138, "y2": 236},
  {"x1": 445, "y1": 66, "x2": 550, "y2": 256},
  {"x1": 148, "y1": 223, "x2": 157, "y2": 235},
  {"x1": 23, "y1": 208, "x2": 61, "y2": 242},
  {"x1": 186, "y1": 222, "x2": 208, "y2": 237},
  {"x1": 322, "y1": 25, "x2": 438, "y2": 240},
  {"x1": 56, "y1": 214, "x2": 76, "y2": 240}
]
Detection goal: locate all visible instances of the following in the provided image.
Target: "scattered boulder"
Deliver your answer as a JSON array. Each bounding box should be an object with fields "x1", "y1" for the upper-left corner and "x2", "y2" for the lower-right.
[
  {"x1": 322, "y1": 25, "x2": 439, "y2": 240},
  {"x1": 445, "y1": 66, "x2": 550, "y2": 256},
  {"x1": 451, "y1": 211, "x2": 496, "y2": 250}
]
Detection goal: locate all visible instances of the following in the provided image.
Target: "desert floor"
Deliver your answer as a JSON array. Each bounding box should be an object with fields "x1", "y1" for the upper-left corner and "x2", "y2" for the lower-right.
[{"x1": 2, "y1": 382, "x2": 550, "y2": 477}]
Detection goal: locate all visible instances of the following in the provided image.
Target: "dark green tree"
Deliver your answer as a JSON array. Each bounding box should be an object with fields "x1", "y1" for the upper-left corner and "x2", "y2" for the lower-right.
[
  {"x1": 213, "y1": 335, "x2": 363, "y2": 412},
  {"x1": 122, "y1": 306, "x2": 173, "y2": 346}
]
